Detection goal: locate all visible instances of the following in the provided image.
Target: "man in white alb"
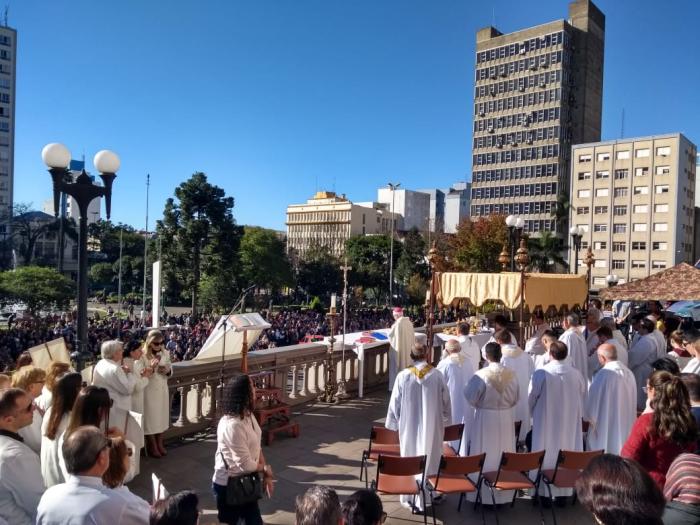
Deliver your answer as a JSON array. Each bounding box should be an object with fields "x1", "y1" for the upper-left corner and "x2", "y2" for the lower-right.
[
  {"x1": 529, "y1": 341, "x2": 586, "y2": 500},
  {"x1": 496, "y1": 329, "x2": 533, "y2": 444},
  {"x1": 465, "y1": 342, "x2": 519, "y2": 504},
  {"x1": 386, "y1": 343, "x2": 451, "y2": 510},
  {"x1": 436, "y1": 339, "x2": 475, "y2": 455},
  {"x1": 628, "y1": 318, "x2": 659, "y2": 411},
  {"x1": 559, "y1": 313, "x2": 588, "y2": 380},
  {"x1": 388, "y1": 307, "x2": 415, "y2": 392},
  {"x1": 92, "y1": 340, "x2": 137, "y2": 411},
  {"x1": 524, "y1": 311, "x2": 550, "y2": 357},
  {"x1": 584, "y1": 343, "x2": 636, "y2": 455},
  {"x1": 457, "y1": 323, "x2": 482, "y2": 373}
]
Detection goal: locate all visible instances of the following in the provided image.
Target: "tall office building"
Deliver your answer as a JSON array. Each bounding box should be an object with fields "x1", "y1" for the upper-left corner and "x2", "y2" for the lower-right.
[
  {"x1": 570, "y1": 134, "x2": 696, "y2": 288},
  {"x1": 0, "y1": 23, "x2": 15, "y2": 239},
  {"x1": 470, "y1": 0, "x2": 605, "y2": 235},
  {"x1": 443, "y1": 182, "x2": 472, "y2": 233},
  {"x1": 376, "y1": 187, "x2": 431, "y2": 232}
]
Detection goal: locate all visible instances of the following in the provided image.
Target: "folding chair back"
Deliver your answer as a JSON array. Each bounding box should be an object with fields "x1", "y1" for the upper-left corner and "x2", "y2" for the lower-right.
[
  {"x1": 377, "y1": 454, "x2": 426, "y2": 478},
  {"x1": 500, "y1": 450, "x2": 545, "y2": 474},
  {"x1": 440, "y1": 453, "x2": 485, "y2": 477},
  {"x1": 443, "y1": 423, "x2": 464, "y2": 443},
  {"x1": 371, "y1": 426, "x2": 400, "y2": 445},
  {"x1": 557, "y1": 449, "x2": 603, "y2": 471},
  {"x1": 375, "y1": 455, "x2": 428, "y2": 524}
]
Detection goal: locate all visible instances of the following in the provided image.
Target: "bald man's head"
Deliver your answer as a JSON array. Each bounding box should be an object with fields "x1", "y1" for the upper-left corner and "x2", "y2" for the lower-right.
[
  {"x1": 597, "y1": 343, "x2": 617, "y2": 363},
  {"x1": 445, "y1": 339, "x2": 461, "y2": 354}
]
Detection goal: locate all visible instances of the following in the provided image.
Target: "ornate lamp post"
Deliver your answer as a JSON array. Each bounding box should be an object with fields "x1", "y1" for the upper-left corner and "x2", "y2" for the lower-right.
[
  {"x1": 42, "y1": 143, "x2": 119, "y2": 370},
  {"x1": 498, "y1": 244, "x2": 510, "y2": 271},
  {"x1": 606, "y1": 274, "x2": 619, "y2": 287},
  {"x1": 319, "y1": 294, "x2": 339, "y2": 404},
  {"x1": 514, "y1": 237, "x2": 530, "y2": 347},
  {"x1": 505, "y1": 215, "x2": 525, "y2": 272},
  {"x1": 569, "y1": 226, "x2": 583, "y2": 274},
  {"x1": 387, "y1": 182, "x2": 401, "y2": 306}
]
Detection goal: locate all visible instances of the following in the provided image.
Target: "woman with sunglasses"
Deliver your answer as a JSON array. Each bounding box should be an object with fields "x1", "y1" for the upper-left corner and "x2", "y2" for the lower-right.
[
  {"x1": 142, "y1": 329, "x2": 172, "y2": 458},
  {"x1": 41, "y1": 372, "x2": 82, "y2": 487},
  {"x1": 102, "y1": 436, "x2": 150, "y2": 520}
]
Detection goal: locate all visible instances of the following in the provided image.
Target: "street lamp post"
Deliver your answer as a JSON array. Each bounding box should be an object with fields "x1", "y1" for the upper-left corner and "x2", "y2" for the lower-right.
[
  {"x1": 505, "y1": 215, "x2": 525, "y2": 272},
  {"x1": 583, "y1": 248, "x2": 596, "y2": 303},
  {"x1": 569, "y1": 226, "x2": 583, "y2": 274},
  {"x1": 42, "y1": 143, "x2": 119, "y2": 370},
  {"x1": 606, "y1": 274, "x2": 619, "y2": 287},
  {"x1": 387, "y1": 182, "x2": 400, "y2": 305},
  {"x1": 514, "y1": 238, "x2": 530, "y2": 347}
]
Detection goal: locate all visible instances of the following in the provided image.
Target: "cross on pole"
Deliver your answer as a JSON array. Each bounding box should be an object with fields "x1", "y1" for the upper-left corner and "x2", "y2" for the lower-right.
[{"x1": 337, "y1": 258, "x2": 352, "y2": 397}]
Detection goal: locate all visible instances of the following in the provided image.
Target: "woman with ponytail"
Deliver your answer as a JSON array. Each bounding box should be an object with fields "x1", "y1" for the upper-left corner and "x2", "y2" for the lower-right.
[{"x1": 621, "y1": 370, "x2": 698, "y2": 488}]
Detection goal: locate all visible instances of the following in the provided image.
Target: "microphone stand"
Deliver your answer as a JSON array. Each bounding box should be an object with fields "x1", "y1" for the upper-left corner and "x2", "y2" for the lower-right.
[{"x1": 217, "y1": 285, "x2": 255, "y2": 416}]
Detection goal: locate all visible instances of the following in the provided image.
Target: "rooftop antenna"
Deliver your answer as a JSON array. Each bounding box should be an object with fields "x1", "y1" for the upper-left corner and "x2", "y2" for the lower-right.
[
  {"x1": 3, "y1": 6, "x2": 8, "y2": 28},
  {"x1": 620, "y1": 108, "x2": 625, "y2": 139},
  {"x1": 492, "y1": 6, "x2": 496, "y2": 27}
]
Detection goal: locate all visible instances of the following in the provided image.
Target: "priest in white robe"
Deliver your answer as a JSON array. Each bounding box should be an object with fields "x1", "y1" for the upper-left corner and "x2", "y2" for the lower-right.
[
  {"x1": 457, "y1": 323, "x2": 482, "y2": 372},
  {"x1": 529, "y1": 341, "x2": 586, "y2": 499},
  {"x1": 388, "y1": 307, "x2": 415, "y2": 392},
  {"x1": 589, "y1": 326, "x2": 629, "y2": 380},
  {"x1": 496, "y1": 329, "x2": 534, "y2": 442},
  {"x1": 584, "y1": 308, "x2": 602, "y2": 356},
  {"x1": 533, "y1": 331, "x2": 559, "y2": 370},
  {"x1": 92, "y1": 340, "x2": 137, "y2": 412},
  {"x1": 386, "y1": 342, "x2": 451, "y2": 510},
  {"x1": 524, "y1": 311, "x2": 550, "y2": 357},
  {"x1": 584, "y1": 343, "x2": 637, "y2": 455},
  {"x1": 465, "y1": 342, "x2": 519, "y2": 504},
  {"x1": 437, "y1": 339, "x2": 475, "y2": 455},
  {"x1": 628, "y1": 318, "x2": 658, "y2": 410},
  {"x1": 559, "y1": 313, "x2": 588, "y2": 379}
]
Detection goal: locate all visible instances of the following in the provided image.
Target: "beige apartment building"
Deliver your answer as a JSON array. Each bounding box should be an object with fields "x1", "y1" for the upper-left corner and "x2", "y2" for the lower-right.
[
  {"x1": 286, "y1": 191, "x2": 395, "y2": 259},
  {"x1": 569, "y1": 133, "x2": 697, "y2": 288},
  {"x1": 470, "y1": 0, "x2": 604, "y2": 236}
]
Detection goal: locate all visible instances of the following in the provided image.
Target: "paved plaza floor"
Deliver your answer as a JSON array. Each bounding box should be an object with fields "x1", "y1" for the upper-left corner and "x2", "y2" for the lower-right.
[{"x1": 130, "y1": 389, "x2": 594, "y2": 524}]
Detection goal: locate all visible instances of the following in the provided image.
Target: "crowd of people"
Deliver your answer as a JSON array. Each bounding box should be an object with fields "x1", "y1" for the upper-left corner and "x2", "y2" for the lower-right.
[{"x1": 382, "y1": 300, "x2": 700, "y2": 524}]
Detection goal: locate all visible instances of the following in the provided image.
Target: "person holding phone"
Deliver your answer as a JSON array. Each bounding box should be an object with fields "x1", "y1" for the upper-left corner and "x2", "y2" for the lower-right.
[{"x1": 142, "y1": 330, "x2": 172, "y2": 458}]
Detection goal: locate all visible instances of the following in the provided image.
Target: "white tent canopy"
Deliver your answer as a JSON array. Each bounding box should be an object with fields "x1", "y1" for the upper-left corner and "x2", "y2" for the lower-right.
[{"x1": 193, "y1": 313, "x2": 271, "y2": 361}]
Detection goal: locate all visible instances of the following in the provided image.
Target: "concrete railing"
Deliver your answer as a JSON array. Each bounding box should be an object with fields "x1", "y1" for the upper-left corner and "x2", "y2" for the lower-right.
[{"x1": 162, "y1": 322, "x2": 460, "y2": 441}]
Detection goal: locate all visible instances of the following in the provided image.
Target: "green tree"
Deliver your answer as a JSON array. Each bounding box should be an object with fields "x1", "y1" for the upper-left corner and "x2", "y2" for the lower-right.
[
  {"x1": 88, "y1": 220, "x2": 146, "y2": 261},
  {"x1": 89, "y1": 262, "x2": 115, "y2": 289},
  {"x1": 11, "y1": 203, "x2": 55, "y2": 265},
  {"x1": 527, "y1": 231, "x2": 567, "y2": 273},
  {"x1": 450, "y1": 215, "x2": 508, "y2": 272},
  {"x1": 0, "y1": 266, "x2": 75, "y2": 313},
  {"x1": 395, "y1": 228, "x2": 429, "y2": 284},
  {"x1": 240, "y1": 226, "x2": 293, "y2": 294},
  {"x1": 156, "y1": 173, "x2": 243, "y2": 316},
  {"x1": 345, "y1": 234, "x2": 401, "y2": 303},
  {"x1": 405, "y1": 273, "x2": 429, "y2": 306},
  {"x1": 296, "y1": 245, "x2": 342, "y2": 302}
]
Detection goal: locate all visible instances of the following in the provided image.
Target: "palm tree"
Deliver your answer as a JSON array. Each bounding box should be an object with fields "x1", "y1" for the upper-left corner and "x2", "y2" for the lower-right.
[
  {"x1": 551, "y1": 193, "x2": 573, "y2": 234},
  {"x1": 527, "y1": 231, "x2": 567, "y2": 273}
]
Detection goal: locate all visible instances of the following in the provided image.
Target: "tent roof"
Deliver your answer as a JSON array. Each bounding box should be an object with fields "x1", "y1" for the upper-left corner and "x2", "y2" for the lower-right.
[{"x1": 599, "y1": 263, "x2": 700, "y2": 302}]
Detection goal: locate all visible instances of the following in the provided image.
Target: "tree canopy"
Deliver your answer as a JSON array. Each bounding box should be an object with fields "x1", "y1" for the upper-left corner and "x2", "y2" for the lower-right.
[
  {"x1": 450, "y1": 215, "x2": 508, "y2": 273},
  {"x1": 0, "y1": 266, "x2": 75, "y2": 313},
  {"x1": 240, "y1": 226, "x2": 293, "y2": 294}
]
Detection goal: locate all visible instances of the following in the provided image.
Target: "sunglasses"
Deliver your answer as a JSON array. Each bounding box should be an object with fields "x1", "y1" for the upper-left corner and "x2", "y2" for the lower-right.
[{"x1": 152, "y1": 341, "x2": 165, "y2": 346}]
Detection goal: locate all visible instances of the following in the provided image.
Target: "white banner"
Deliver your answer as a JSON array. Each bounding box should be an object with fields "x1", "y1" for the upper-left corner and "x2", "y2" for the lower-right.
[{"x1": 152, "y1": 261, "x2": 161, "y2": 328}]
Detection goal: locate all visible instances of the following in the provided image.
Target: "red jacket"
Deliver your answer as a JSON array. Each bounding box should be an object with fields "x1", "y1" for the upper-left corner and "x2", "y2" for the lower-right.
[{"x1": 621, "y1": 412, "x2": 695, "y2": 488}]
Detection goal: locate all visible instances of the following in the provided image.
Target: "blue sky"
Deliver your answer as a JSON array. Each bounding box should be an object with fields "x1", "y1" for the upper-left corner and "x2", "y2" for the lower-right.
[{"x1": 11, "y1": 0, "x2": 700, "y2": 231}]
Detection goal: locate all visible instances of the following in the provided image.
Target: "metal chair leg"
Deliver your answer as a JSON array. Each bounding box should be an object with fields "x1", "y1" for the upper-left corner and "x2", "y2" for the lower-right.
[
  {"x1": 457, "y1": 492, "x2": 464, "y2": 512},
  {"x1": 488, "y1": 484, "x2": 499, "y2": 525},
  {"x1": 430, "y1": 488, "x2": 436, "y2": 525},
  {"x1": 546, "y1": 482, "x2": 556, "y2": 525}
]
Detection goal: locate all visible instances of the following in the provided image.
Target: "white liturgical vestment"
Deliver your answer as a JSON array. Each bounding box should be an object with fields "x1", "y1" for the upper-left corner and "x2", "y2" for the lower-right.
[
  {"x1": 37, "y1": 475, "x2": 149, "y2": 525},
  {"x1": 388, "y1": 316, "x2": 415, "y2": 391},
  {"x1": 40, "y1": 407, "x2": 70, "y2": 488},
  {"x1": 124, "y1": 355, "x2": 150, "y2": 414},
  {"x1": 529, "y1": 360, "x2": 586, "y2": 497},
  {"x1": 500, "y1": 344, "x2": 534, "y2": 441},
  {"x1": 628, "y1": 334, "x2": 658, "y2": 411},
  {"x1": 437, "y1": 353, "x2": 475, "y2": 455},
  {"x1": 559, "y1": 328, "x2": 588, "y2": 380},
  {"x1": 386, "y1": 361, "x2": 450, "y2": 509},
  {"x1": 0, "y1": 433, "x2": 44, "y2": 525},
  {"x1": 524, "y1": 323, "x2": 551, "y2": 356},
  {"x1": 464, "y1": 362, "x2": 519, "y2": 504},
  {"x1": 93, "y1": 358, "x2": 137, "y2": 412},
  {"x1": 584, "y1": 360, "x2": 637, "y2": 455},
  {"x1": 457, "y1": 334, "x2": 482, "y2": 372}
]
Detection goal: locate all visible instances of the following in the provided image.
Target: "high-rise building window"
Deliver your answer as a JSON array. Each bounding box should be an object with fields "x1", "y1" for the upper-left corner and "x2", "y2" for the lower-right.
[
  {"x1": 612, "y1": 242, "x2": 626, "y2": 252},
  {"x1": 593, "y1": 224, "x2": 607, "y2": 232},
  {"x1": 613, "y1": 205, "x2": 627, "y2": 215},
  {"x1": 616, "y1": 150, "x2": 630, "y2": 160},
  {"x1": 655, "y1": 204, "x2": 669, "y2": 213},
  {"x1": 656, "y1": 146, "x2": 671, "y2": 157},
  {"x1": 614, "y1": 169, "x2": 628, "y2": 180},
  {"x1": 596, "y1": 152, "x2": 610, "y2": 162},
  {"x1": 578, "y1": 189, "x2": 591, "y2": 198},
  {"x1": 579, "y1": 154, "x2": 592, "y2": 163},
  {"x1": 612, "y1": 260, "x2": 625, "y2": 269},
  {"x1": 613, "y1": 223, "x2": 627, "y2": 234},
  {"x1": 594, "y1": 241, "x2": 607, "y2": 250},
  {"x1": 634, "y1": 167, "x2": 649, "y2": 177},
  {"x1": 594, "y1": 206, "x2": 608, "y2": 214},
  {"x1": 655, "y1": 185, "x2": 669, "y2": 194},
  {"x1": 595, "y1": 171, "x2": 609, "y2": 179},
  {"x1": 577, "y1": 206, "x2": 590, "y2": 215},
  {"x1": 631, "y1": 260, "x2": 647, "y2": 269},
  {"x1": 595, "y1": 188, "x2": 609, "y2": 197},
  {"x1": 633, "y1": 186, "x2": 649, "y2": 195},
  {"x1": 635, "y1": 148, "x2": 650, "y2": 158},
  {"x1": 633, "y1": 204, "x2": 648, "y2": 214},
  {"x1": 632, "y1": 241, "x2": 647, "y2": 250},
  {"x1": 632, "y1": 224, "x2": 647, "y2": 232},
  {"x1": 653, "y1": 222, "x2": 668, "y2": 232},
  {"x1": 594, "y1": 260, "x2": 607, "y2": 268},
  {"x1": 655, "y1": 166, "x2": 671, "y2": 175},
  {"x1": 652, "y1": 260, "x2": 667, "y2": 269},
  {"x1": 578, "y1": 172, "x2": 591, "y2": 181},
  {"x1": 652, "y1": 242, "x2": 667, "y2": 250}
]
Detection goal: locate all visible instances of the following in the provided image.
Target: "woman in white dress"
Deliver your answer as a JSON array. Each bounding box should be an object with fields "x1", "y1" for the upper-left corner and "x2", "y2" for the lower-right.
[
  {"x1": 37, "y1": 361, "x2": 71, "y2": 412},
  {"x1": 143, "y1": 330, "x2": 172, "y2": 458},
  {"x1": 123, "y1": 340, "x2": 152, "y2": 414},
  {"x1": 102, "y1": 436, "x2": 151, "y2": 520},
  {"x1": 41, "y1": 372, "x2": 82, "y2": 487}
]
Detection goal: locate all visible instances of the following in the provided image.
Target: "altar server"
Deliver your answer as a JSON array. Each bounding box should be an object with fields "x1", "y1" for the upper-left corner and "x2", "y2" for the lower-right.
[
  {"x1": 559, "y1": 313, "x2": 588, "y2": 380},
  {"x1": 457, "y1": 323, "x2": 482, "y2": 372},
  {"x1": 93, "y1": 340, "x2": 137, "y2": 412},
  {"x1": 437, "y1": 339, "x2": 475, "y2": 455},
  {"x1": 388, "y1": 307, "x2": 415, "y2": 392},
  {"x1": 497, "y1": 329, "x2": 533, "y2": 443},
  {"x1": 628, "y1": 318, "x2": 659, "y2": 411},
  {"x1": 0, "y1": 388, "x2": 45, "y2": 525},
  {"x1": 584, "y1": 343, "x2": 637, "y2": 455},
  {"x1": 529, "y1": 341, "x2": 586, "y2": 500},
  {"x1": 465, "y1": 342, "x2": 519, "y2": 504},
  {"x1": 386, "y1": 343, "x2": 450, "y2": 510},
  {"x1": 524, "y1": 310, "x2": 550, "y2": 357}
]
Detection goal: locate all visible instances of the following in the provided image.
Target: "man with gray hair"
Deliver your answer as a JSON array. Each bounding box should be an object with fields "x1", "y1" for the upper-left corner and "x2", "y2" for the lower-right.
[
  {"x1": 37, "y1": 425, "x2": 149, "y2": 524},
  {"x1": 559, "y1": 313, "x2": 588, "y2": 379},
  {"x1": 294, "y1": 485, "x2": 342, "y2": 525},
  {"x1": 437, "y1": 339, "x2": 475, "y2": 454},
  {"x1": 584, "y1": 308, "x2": 602, "y2": 356},
  {"x1": 584, "y1": 343, "x2": 636, "y2": 455},
  {"x1": 92, "y1": 340, "x2": 136, "y2": 411}
]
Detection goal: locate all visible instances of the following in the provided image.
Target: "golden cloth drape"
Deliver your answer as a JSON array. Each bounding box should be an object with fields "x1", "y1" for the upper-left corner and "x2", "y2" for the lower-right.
[{"x1": 436, "y1": 272, "x2": 587, "y2": 310}]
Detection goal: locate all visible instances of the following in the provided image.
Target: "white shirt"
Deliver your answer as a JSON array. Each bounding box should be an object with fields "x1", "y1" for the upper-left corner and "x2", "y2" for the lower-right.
[
  {"x1": 0, "y1": 433, "x2": 45, "y2": 525},
  {"x1": 37, "y1": 475, "x2": 148, "y2": 525},
  {"x1": 213, "y1": 414, "x2": 262, "y2": 486},
  {"x1": 92, "y1": 358, "x2": 137, "y2": 411},
  {"x1": 524, "y1": 323, "x2": 551, "y2": 356},
  {"x1": 17, "y1": 406, "x2": 43, "y2": 455}
]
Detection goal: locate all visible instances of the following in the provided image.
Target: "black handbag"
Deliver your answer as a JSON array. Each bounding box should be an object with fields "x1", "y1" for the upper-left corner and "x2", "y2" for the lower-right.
[{"x1": 220, "y1": 451, "x2": 263, "y2": 506}]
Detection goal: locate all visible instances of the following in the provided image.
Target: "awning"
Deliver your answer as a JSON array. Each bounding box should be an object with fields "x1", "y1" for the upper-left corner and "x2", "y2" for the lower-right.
[{"x1": 436, "y1": 271, "x2": 588, "y2": 310}]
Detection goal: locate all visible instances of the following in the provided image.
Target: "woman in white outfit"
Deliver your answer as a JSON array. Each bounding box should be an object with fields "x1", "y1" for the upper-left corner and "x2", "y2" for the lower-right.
[
  {"x1": 123, "y1": 340, "x2": 152, "y2": 415},
  {"x1": 142, "y1": 329, "x2": 172, "y2": 457},
  {"x1": 41, "y1": 372, "x2": 82, "y2": 487},
  {"x1": 37, "y1": 361, "x2": 71, "y2": 412}
]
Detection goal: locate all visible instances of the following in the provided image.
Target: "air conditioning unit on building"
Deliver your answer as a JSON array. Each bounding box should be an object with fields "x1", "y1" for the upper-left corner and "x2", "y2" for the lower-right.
[
  {"x1": 478, "y1": 110, "x2": 485, "y2": 117},
  {"x1": 487, "y1": 127, "x2": 494, "y2": 133}
]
